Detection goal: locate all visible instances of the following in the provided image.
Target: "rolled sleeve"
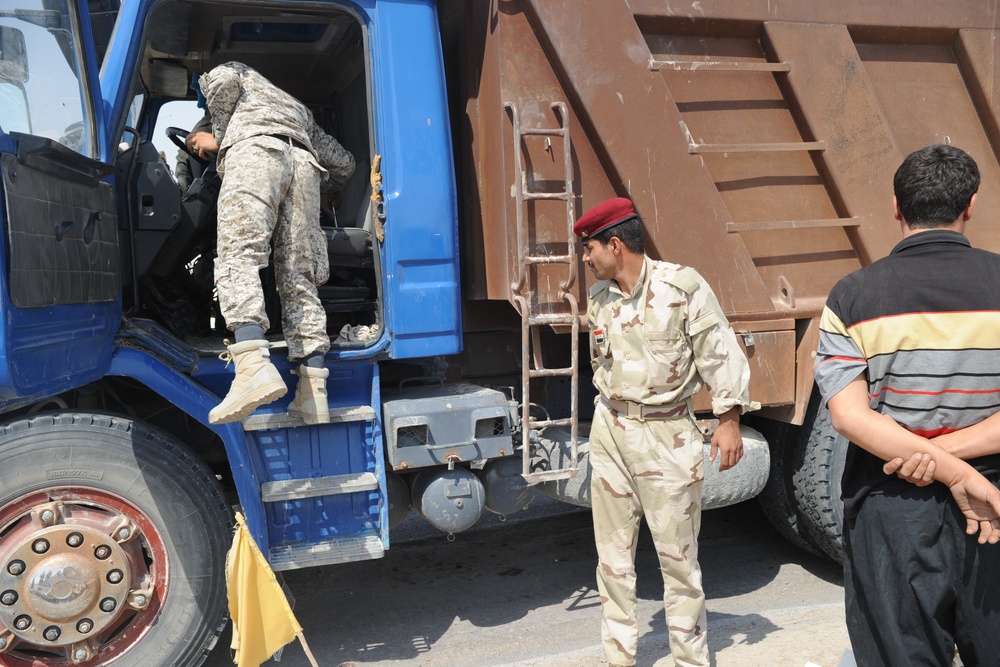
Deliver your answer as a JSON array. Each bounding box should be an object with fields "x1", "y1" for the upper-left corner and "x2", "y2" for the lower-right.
[{"x1": 688, "y1": 279, "x2": 759, "y2": 415}]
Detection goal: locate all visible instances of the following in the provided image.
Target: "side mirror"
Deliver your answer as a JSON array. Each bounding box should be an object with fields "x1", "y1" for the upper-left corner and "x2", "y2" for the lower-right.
[{"x1": 0, "y1": 26, "x2": 28, "y2": 84}]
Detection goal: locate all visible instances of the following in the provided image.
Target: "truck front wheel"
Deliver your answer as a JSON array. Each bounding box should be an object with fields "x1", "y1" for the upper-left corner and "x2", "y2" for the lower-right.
[{"x1": 0, "y1": 413, "x2": 230, "y2": 666}]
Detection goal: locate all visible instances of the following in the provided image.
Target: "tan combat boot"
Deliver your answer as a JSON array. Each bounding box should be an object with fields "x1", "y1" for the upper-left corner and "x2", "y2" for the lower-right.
[
  {"x1": 288, "y1": 365, "x2": 331, "y2": 425},
  {"x1": 208, "y1": 340, "x2": 287, "y2": 424}
]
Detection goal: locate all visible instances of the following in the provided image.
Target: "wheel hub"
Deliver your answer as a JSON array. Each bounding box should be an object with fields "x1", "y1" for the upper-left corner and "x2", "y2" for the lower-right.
[{"x1": 0, "y1": 525, "x2": 131, "y2": 646}]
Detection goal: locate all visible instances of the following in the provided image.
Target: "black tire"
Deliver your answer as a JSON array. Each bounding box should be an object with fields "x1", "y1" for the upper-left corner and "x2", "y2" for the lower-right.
[
  {"x1": 791, "y1": 393, "x2": 847, "y2": 563},
  {"x1": 0, "y1": 413, "x2": 231, "y2": 667},
  {"x1": 749, "y1": 416, "x2": 825, "y2": 558}
]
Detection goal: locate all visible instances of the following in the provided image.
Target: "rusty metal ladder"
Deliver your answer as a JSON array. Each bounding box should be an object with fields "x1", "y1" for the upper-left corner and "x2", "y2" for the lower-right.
[
  {"x1": 648, "y1": 56, "x2": 860, "y2": 310},
  {"x1": 503, "y1": 101, "x2": 580, "y2": 485}
]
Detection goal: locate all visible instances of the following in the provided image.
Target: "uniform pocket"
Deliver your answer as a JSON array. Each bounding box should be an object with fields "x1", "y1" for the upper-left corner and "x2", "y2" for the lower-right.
[{"x1": 643, "y1": 329, "x2": 691, "y2": 387}]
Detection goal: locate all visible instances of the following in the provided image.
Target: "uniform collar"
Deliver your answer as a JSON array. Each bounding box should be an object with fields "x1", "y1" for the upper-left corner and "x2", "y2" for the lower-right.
[
  {"x1": 610, "y1": 256, "x2": 649, "y2": 300},
  {"x1": 891, "y1": 229, "x2": 970, "y2": 255}
]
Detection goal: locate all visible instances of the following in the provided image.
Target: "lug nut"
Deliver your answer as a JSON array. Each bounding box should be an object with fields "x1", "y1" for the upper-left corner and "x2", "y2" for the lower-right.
[
  {"x1": 66, "y1": 532, "x2": 84, "y2": 548},
  {"x1": 1, "y1": 591, "x2": 17, "y2": 606},
  {"x1": 0, "y1": 636, "x2": 7, "y2": 649},
  {"x1": 76, "y1": 618, "x2": 93, "y2": 634},
  {"x1": 73, "y1": 647, "x2": 88, "y2": 661},
  {"x1": 133, "y1": 594, "x2": 147, "y2": 607},
  {"x1": 32, "y1": 539, "x2": 49, "y2": 554},
  {"x1": 99, "y1": 598, "x2": 116, "y2": 613},
  {"x1": 6, "y1": 561, "x2": 24, "y2": 576},
  {"x1": 39, "y1": 510, "x2": 54, "y2": 525},
  {"x1": 117, "y1": 527, "x2": 130, "y2": 540},
  {"x1": 94, "y1": 545, "x2": 111, "y2": 560},
  {"x1": 43, "y1": 626, "x2": 60, "y2": 642},
  {"x1": 14, "y1": 615, "x2": 31, "y2": 631},
  {"x1": 107, "y1": 569, "x2": 123, "y2": 584}
]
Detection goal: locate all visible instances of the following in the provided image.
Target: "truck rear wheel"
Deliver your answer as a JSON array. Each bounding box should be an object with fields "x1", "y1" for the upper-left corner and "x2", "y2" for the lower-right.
[
  {"x1": 750, "y1": 417, "x2": 824, "y2": 558},
  {"x1": 791, "y1": 395, "x2": 847, "y2": 563},
  {"x1": 0, "y1": 413, "x2": 230, "y2": 667}
]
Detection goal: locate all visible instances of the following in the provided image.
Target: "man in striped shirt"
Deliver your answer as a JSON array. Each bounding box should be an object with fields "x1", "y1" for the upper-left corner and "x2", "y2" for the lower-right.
[{"x1": 814, "y1": 144, "x2": 1000, "y2": 665}]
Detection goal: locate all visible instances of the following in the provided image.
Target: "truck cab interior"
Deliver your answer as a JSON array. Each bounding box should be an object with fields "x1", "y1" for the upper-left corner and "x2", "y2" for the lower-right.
[{"x1": 113, "y1": 0, "x2": 380, "y2": 353}]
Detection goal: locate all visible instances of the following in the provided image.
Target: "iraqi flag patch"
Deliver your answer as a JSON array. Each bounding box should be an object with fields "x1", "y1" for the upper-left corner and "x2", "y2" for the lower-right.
[{"x1": 593, "y1": 329, "x2": 605, "y2": 345}]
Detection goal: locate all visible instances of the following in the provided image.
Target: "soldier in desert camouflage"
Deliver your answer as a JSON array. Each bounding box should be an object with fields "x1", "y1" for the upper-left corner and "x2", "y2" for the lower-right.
[
  {"x1": 575, "y1": 198, "x2": 758, "y2": 667},
  {"x1": 186, "y1": 61, "x2": 355, "y2": 426}
]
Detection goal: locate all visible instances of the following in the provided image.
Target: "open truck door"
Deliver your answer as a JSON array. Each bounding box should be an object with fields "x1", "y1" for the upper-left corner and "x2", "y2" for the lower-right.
[{"x1": 0, "y1": 0, "x2": 120, "y2": 406}]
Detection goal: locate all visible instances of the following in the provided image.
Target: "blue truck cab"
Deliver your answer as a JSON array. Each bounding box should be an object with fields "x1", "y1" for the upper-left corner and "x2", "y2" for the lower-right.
[{"x1": 0, "y1": 1, "x2": 529, "y2": 663}]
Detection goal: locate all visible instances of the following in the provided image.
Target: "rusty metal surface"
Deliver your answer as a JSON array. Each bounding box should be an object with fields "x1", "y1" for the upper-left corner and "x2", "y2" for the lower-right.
[{"x1": 451, "y1": 0, "x2": 1000, "y2": 414}]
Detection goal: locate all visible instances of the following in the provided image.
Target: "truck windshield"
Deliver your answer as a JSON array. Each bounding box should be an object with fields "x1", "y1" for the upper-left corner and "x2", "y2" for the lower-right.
[{"x1": 0, "y1": 0, "x2": 94, "y2": 157}]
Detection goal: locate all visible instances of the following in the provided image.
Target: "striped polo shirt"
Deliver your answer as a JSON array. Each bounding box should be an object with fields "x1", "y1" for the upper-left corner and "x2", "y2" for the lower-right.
[{"x1": 814, "y1": 229, "x2": 1000, "y2": 516}]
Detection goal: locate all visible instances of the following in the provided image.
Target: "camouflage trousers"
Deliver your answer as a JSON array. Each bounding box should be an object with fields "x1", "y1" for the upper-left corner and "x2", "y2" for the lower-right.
[
  {"x1": 590, "y1": 401, "x2": 708, "y2": 667},
  {"x1": 215, "y1": 135, "x2": 331, "y2": 360}
]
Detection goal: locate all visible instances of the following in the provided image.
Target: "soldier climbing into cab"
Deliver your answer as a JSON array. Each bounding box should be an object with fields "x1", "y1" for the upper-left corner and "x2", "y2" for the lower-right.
[{"x1": 186, "y1": 61, "x2": 356, "y2": 426}]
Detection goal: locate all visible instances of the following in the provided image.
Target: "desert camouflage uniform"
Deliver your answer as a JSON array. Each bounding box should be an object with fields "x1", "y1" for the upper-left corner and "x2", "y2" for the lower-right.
[
  {"x1": 587, "y1": 257, "x2": 757, "y2": 667},
  {"x1": 200, "y1": 62, "x2": 356, "y2": 360}
]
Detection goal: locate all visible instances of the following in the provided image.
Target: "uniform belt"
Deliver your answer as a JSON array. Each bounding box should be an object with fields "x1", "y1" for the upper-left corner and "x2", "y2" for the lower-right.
[
  {"x1": 601, "y1": 396, "x2": 689, "y2": 421},
  {"x1": 265, "y1": 134, "x2": 309, "y2": 152}
]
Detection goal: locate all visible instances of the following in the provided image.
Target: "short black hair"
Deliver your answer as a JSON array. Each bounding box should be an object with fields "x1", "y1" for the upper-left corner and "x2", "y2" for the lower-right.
[
  {"x1": 590, "y1": 217, "x2": 645, "y2": 253},
  {"x1": 893, "y1": 144, "x2": 980, "y2": 228}
]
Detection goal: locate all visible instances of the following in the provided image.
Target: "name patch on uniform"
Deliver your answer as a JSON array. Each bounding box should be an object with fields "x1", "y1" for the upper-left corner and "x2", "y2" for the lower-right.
[{"x1": 594, "y1": 329, "x2": 606, "y2": 345}]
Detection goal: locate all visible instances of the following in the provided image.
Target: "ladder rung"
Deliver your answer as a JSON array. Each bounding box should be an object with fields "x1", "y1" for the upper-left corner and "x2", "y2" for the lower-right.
[
  {"x1": 524, "y1": 255, "x2": 574, "y2": 266},
  {"x1": 726, "y1": 217, "x2": 861, "y2": 233},
  {"x1": 523, "y1": 191, "x2": 571, "y2": 201},
  {"x1": 528, "y1": 417, "x2": 574, "y2": 429},
  {"x1": 650, "y1": 58, "x2": 790, "y2": 72},
  {"x1": 528, "y1": 368, "x2": 574, "y2": 379},
  {"x1": 262, "y1": 472, "x2": 380, "y2": 502},
  {"x1": 526, "y1": 313, "x2": 576, "y2": 326},
  {"x1": 517, "y1": 126, "x2": 568, "y2": 138},
  {"x1": 690, "y1": 141, "x2": 825, "y2": 155},
  {"x1": 523, "y1": 468, "x2": 579, "y2": 485}
]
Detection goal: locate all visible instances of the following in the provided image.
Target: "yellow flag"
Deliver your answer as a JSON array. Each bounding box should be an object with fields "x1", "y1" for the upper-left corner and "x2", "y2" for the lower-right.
[{"x1": 226, "y1": 512, "x2": 302, "y2": 667}]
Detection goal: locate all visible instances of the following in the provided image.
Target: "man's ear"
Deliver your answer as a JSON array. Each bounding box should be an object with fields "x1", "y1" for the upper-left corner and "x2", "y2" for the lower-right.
[
  {"x1": 893, "y1": 196, "x2": 903, "y2": 223},
  {"x1": 964, "y1": 193, "x2": 978, "y2": 221}
]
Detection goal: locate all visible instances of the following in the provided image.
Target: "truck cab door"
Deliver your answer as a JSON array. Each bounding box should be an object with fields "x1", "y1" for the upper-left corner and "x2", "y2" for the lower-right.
[
  {"x1": 374, "y1": 0, "x2": 462, "y2": 360},
  {"x1": 0, "y1": 0, "x2": 121, "y2": 404}
]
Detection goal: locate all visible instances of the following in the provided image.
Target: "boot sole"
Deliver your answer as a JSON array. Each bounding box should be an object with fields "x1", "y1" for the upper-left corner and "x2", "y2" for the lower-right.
[{"x1": 209, "y1": 383, "x2": 288, "y2": 425}]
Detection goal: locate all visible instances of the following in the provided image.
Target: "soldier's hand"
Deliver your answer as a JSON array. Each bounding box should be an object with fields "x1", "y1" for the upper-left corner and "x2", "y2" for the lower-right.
[
  {"x1": 186, "y1": 131, "x2": 218, "y2": 159},
  {"x1": 883, "y1": 452, "x2": 936, "y2": 487},
  {"x1": 709, "y1": 408, "x2": 743, "y2": 472}
]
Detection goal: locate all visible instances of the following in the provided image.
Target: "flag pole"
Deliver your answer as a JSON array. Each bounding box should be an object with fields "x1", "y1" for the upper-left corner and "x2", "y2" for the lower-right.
[{"x1": 296, "y1": 632, "x2": 320, "y2": 667}]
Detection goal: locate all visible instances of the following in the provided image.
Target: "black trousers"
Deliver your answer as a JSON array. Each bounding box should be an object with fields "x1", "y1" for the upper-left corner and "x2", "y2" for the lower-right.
[{"x1": 844, "y1": 482, "x2": 1000, "y2": 667}]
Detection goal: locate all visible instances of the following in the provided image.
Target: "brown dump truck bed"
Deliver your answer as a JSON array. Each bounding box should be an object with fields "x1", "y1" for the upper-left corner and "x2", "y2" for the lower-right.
[{"x1": 442, "y1": 0, "x2": 1000, "y2": 423}]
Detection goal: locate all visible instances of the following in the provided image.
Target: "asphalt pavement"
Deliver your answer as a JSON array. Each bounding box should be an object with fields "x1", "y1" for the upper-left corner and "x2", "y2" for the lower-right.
[{"x1": 203, "y1": 496, "x2": 852, "y2": 667}]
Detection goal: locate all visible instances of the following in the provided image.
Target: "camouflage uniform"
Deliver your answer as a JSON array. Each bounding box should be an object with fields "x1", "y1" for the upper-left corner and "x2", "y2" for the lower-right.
[
  {"x1": 200, "y1": 62, "x2": 356, "y2": 359},
  {"x1": 588, "y1": 257, "x2": 757, "y2": 667}
]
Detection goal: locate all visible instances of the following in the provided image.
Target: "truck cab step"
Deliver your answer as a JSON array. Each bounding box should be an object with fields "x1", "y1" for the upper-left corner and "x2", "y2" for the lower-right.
[
  {"x1": 242, "y1": 405, "x2": 377, "y2": 431},
  {"x1": 261, "y1": 472, "x2": 379, "y2": 502},
  {"x1": 269, "y1": 534, "x2": 384, "y2": 572}
]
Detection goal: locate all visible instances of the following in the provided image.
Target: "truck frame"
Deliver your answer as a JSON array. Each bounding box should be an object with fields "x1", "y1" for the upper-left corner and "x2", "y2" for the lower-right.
[{"x1": 0, "y1": 0, "x2": 999, "y2": 664}]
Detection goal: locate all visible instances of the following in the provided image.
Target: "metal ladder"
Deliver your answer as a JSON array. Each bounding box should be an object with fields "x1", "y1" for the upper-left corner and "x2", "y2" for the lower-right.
[
  {"x1": 504, "y1": 101, "x2": 579, "y2": 485},
  {"x1": 648, "y1": 55, "x2": 860, "y2": 310}
]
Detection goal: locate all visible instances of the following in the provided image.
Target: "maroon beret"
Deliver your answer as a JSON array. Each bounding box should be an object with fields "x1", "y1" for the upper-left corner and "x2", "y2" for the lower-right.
[{"x1": 574, "y1": 198, "x2": 638, "y2": 239}]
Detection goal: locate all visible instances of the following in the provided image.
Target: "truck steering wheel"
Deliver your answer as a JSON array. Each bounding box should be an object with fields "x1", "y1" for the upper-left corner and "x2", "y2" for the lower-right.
[{"x1": 165, "y1": 126, "x2": 211, "y2": 165}]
